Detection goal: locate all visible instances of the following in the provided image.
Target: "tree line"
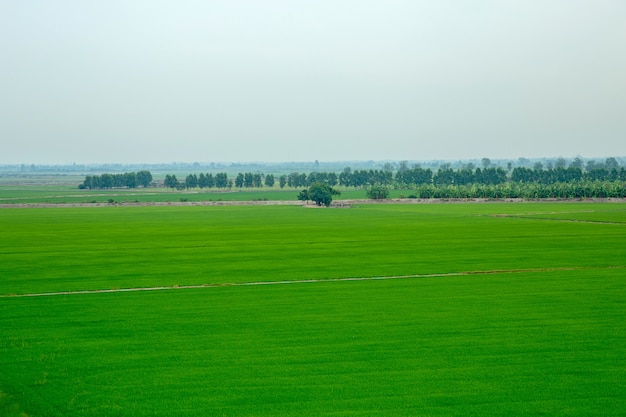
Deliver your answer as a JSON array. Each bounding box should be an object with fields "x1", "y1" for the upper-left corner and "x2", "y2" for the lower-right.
[
  {"x1": 164, "y1": 173, "x2": 231, "y2": 190},
  {"x1": 79, "y1": 171, "x2": 153, "y2": 189},
  {"x1": 78, "y1": 159, "x2": 626, "y2": 199},
  {"x1": 405, "y1": 181, "x2": 626, "y2": 199}
]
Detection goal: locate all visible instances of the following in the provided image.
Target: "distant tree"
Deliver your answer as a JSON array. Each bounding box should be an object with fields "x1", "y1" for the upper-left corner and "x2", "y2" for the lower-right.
[
  {"x1": 396, "y1": 167, "x2": 433, "y2": 186},
  {"x1": 367, "y1": 185, "x2": 390, "y2": 200},
  {"x1": 382, "y1": 162, "x2": 395, "y2": 173},
  {"x1": 136, "y1": 170, "x2": 153, "y2": 187},
  {"x1": 339, "y1": 167, "x2": 352, "y2": 187},
  {"x1": 198, "y1": 173, "x2": 206, "y2": 188},
  {"x1": 297, "y1": 189, "x2": 309, "y2": 202},
  {"x1": 279, "y1": 175, "x2": 287, "y2": 188},
  {"x1": 164, "y1": 174, "x2": 179, "y2": 189},
  {"x1": 327, "y1": 172, "x2": 338, "y2": 186},
  {"x1": 235, "y1": 173, "x2": 244, "y2": 188},
  {"x1": 586, "y1": 160, "x2": 599, "y2": 172},
  {"x1": 570, "y1": 157, "x2": 584, "y2": 169},
  {"x1": 605, "y1": 157, "x2": 619, "y2": 171},
  {"x1": 253, "y1": 173, "x2": 263, "y2": 188},
  {"x1": 185, "y1": 174, "x2": 198, "y2": 189},
  {"x1": 244, "y1": 172, "x2": 254, "y2": 188},
  {"x1": 433, "y1": 167, "x2": 455, "y2": 185},
  {"x1": 287, "y1": 172, "x2": 306, "y2": 188},
  {"x1": 124, "y1": 172, "x2": 137, "y2": 188},
  {"x1": 215, "y1": 173, "x2": 228, "y2": 188},
  {"x1": 265, "y1": 174, "x2": 275, "y2": 188},
  {"x1": 205, "y1": 173, "x2": 215, "y2": 188},
  {"x1": 305, "y1": 182, "x2": 340, "y2": 206},
  {"x1": 100, "y1": 173, "x2": 113, "y2": 189},
  {"x1": 481, "y1": 158, "x2": 491, "y2": 169}
]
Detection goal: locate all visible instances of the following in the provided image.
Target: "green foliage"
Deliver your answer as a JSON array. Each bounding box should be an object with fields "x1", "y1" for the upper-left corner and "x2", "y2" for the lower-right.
[
  {"x1": 297, "y1": 188, "x2": 309, "y2": 201},
  {"x1": 214, "y1": 173, "x2": 230, "y2": 189},
  {"x1": 184, "y1": 174, "x2": 198, "y2": 189},
  {"x1": 80, "y1": 171, "x2": 153, "y2": 189},
  {"x1": 409, "y1": 181, "x2": 626, "y2": 199},
  {"x1": 366, "y1": 185, "x2": 389, "y2": 200},
  {"x1": 164, "y1": 174, "x2": 178, "y2": 189},
  {"x1": 306, "y1": 181, "x2": 340, "y2": 206}
]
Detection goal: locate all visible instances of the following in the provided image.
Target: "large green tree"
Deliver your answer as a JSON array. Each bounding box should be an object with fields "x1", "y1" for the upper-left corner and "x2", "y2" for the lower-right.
[{"x1": 306, "y1": 182, "x2": 340, "y2": 207}]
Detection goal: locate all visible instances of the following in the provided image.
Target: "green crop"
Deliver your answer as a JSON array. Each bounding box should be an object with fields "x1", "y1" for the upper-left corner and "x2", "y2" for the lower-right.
[{"x1": 1, "y1": 202, "x2": 625, "y2": 416}]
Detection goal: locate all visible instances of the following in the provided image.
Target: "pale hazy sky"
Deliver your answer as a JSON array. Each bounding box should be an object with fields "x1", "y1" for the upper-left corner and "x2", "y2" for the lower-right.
[{"x1": 1, "y1": 1, "x2": 625, "y2": 164}]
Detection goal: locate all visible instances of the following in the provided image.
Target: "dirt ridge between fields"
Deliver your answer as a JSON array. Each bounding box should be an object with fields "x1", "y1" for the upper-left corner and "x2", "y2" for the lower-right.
[
  {"x1": 1, "y1": 197, "x2": 626, "y2": 209},
  {"x1": 2, "y1": 265, "x2": 623, "y2": 298}
]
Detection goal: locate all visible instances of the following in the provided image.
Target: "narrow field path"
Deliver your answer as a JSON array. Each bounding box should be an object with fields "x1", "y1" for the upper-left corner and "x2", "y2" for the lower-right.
[
  {"x1": 2, "y1": 265, "x2": 623, "y2": 298},
  {"x1": 2, "y1": 197, "x2": 626, "y2": 209},
  {"x1": 488, "y1": 213, "x2": 626, "y2": 225}
]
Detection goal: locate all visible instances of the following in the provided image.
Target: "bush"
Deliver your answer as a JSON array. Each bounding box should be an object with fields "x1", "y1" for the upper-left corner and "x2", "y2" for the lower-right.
[{"x1": 366, "y1": 185, "x2": 390, "y2": 200}]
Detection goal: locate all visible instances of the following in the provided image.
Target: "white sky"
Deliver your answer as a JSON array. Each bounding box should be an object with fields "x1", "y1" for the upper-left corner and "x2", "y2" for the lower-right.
[{"x1": 1, "y1": 1, "x2": 625, "y2": 164}]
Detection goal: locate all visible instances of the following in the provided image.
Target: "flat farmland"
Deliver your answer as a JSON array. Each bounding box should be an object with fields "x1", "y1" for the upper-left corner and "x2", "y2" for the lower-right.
[
  {"x1": 1, "y1": 203, "x2": 625, "y2": 416},
  {"x1": 0, "y1": 185, "x2": 371, "y2": 204}
]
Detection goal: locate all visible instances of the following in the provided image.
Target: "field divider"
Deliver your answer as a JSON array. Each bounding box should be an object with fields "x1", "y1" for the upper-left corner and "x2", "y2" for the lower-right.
[
  {"x1": 2, "y1": 265, "x2": 624, "y2": 298},
  {"x1": 487, "y1": 213, "x2": 626, "y2": 225}
]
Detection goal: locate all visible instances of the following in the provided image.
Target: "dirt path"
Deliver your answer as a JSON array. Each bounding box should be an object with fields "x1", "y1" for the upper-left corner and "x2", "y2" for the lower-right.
[
  {"x1": 1, "y1": 197, "x2": 625, "y2": 209},
  {"x1": 2, "y1": 265, "x2": 623, "y2": 298},
  {"x1": 488, "y1": 213, "x2": 626, "y2": 225}
]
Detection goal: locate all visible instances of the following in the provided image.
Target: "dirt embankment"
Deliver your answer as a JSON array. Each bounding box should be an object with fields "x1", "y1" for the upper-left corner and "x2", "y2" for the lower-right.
[{"x1": 1, "y1": 197, "x2": 625, "y2": 209}]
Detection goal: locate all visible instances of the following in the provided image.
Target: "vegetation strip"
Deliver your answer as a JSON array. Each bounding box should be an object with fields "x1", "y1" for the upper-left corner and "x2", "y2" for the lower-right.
[
  {"x1": 488, "y1": 213, "x2": 626, "y2": 225},
  {"x1": 2, "y1": 197, "x2": 626, "y2": 209},
  {"x1": 3, "y1": 265, "x2": 623, "y2": 298}
]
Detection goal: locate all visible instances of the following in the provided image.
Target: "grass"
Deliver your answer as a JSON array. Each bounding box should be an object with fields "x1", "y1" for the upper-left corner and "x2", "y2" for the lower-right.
[
  {"x1": 1, "y1": 203, "x2": 624, "y2": 295},
  {"x1": 0, "y1": 184, "x2": 408, "y2": 204},
  {"x1": 1, "y1": 270, "x2": 624, "y2": 416},
  {"x1": 0, "y1": 185, "x2": 297, "y2": 204},
  {"x1": 1, "y1": 202, "x2": 625, "y2": 415}
]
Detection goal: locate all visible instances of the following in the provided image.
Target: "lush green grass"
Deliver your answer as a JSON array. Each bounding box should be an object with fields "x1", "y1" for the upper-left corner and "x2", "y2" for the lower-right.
[
  {"x1": 1, "y1": 269, "x2": 624, "y2": 416},
  {"x1": 1, "y1": 203, "x2": 625, "y2": 416},
  {"x1": 1, "y1": 203, "x2": 624, "y2": 295},
  {"x1": 0, "y1": 184, "x2": 400, "y2": 204}
]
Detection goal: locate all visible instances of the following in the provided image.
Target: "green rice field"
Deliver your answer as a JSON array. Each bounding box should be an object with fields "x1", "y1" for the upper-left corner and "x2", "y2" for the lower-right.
[
  {"x1": 0, "y1": 185, "x2": 373, "y2": 204},
  {"x1": 1, "y1": 202, "x2": 625, "y2": 416}
]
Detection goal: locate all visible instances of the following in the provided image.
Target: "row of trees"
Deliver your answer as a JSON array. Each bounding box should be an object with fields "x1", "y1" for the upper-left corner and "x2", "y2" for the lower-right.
[
  {"x1": 406, "y1": 181, "x2": 626, "y2": 199},
  {"x1": 79, "y1": 171, "x2": 153, "y2": 189},
  {"x1": 157, "y1": 166, "x2": 626, "y2": 191},
  {"x1": 234, "y1": 173, "x2": 275, "y2": 188},
  {"x1": 164, "y1": 173, "x2": 231, "y2": 190},
  {"x1": 510, "y1": 167, "x2": 626, "y2": 184},
  {"x1": 80, "y1": 164, "x2": 626, "y2": 199},
  {"x1": 294, "y1": 179, "x2": 626, "y2": 205},
  {"x1": 342, "y1": 166, "x2": 626, "y2": 188}
]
